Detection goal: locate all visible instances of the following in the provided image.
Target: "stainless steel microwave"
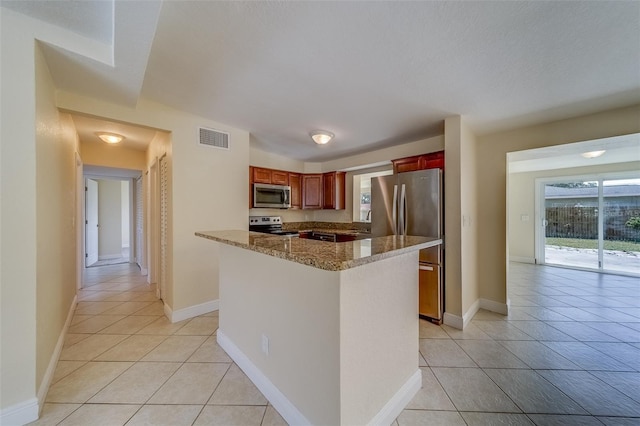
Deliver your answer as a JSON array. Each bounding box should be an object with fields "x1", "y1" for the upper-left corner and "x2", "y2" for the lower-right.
[{"x1": 253, "y1": 183, "x2": 291, "y2": 209}]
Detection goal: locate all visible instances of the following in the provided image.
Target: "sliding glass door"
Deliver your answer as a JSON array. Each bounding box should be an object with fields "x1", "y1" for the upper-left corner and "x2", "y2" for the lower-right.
[
  {"x1": 540, "y1": 176, "x2": 640, "y2": 275},
  {"x1": 602, "y1": 178, "x2": 640, "y2": 275}
]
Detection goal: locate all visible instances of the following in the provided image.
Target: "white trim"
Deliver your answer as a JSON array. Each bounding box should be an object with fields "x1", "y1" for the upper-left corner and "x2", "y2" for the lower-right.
[
  {"x1": 98, "y1": 254, "x2": 122, "y2": 260},
  {"x1": 35, "y1": 295, "x2": 78, "y2": 414},
  {"x1": 0, "y1": 398, "x2": 38, "y2": 426},
  {"x1": 443, "y1": 312, "x2": 463, "y2": 330},
  {"x1": 140, "y1": 267, "x2": 148, "y2": 276},
  {"x1": 463, "y1": 299, "x2": 481, "y2": 328},
  {"x1": 367, "y1": 369, "x2": 421, "y2": 426},
  {"x1": 509, "y1": 256, "x2": 535, "y2": 264},
  {"x1": 480, "y1": 298, "x2": 509, "y2": 315},
  {"x1": 217, "y1": 330, "x2": 312, "y2": 426},
  {"x1": 166, "y1": 299, "x2": 219, "y2": 323}
]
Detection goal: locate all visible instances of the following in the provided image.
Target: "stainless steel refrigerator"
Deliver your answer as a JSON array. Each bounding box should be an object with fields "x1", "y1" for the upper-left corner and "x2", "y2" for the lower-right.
[{"x1": 371, "y1": 169, "x2": 443, "y2": 322}]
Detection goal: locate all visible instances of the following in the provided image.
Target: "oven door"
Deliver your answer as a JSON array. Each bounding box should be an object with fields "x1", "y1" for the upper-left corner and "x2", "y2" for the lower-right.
[{"x1": 253, "y1": 184, "x2": 291, "y2": 209}]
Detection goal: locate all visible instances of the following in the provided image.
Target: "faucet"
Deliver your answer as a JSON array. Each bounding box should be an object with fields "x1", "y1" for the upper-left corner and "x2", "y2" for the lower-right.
[{"x1": 365, "y1": 210, "x2": 371, "y2": 222}]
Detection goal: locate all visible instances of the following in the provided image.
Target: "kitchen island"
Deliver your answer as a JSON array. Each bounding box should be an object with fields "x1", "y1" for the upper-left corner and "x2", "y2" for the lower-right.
[{"x1": 196, "y1": 230, "x2": 441, "y2": 425}]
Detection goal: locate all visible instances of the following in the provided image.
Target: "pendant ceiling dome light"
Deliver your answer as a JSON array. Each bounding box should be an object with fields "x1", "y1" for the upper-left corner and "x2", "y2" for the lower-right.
[
  {"x1": 310, "y1": 130, "x2": 334, "y2": 145},
  {"x1": 97, "y1": 132, "x2": 125, "y2": 144}
]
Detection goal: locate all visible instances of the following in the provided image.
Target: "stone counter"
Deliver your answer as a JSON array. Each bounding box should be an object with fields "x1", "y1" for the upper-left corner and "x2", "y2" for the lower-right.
[{"x1": 195, "y1": 230, "x2": 441, "y2": 271}]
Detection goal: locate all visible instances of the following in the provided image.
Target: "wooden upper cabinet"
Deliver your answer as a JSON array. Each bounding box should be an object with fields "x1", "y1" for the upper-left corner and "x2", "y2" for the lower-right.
[
  {"x1": 302, "y1": 174, "x2": 323, "y2": 209},
  {"x1": 289, "y1": 173, "x2": 302, "y2": 209},
  {"x1": 252, "y1": 167, "x2": 272, "y2": 184},
  {"x1": 271, "y1": 170, "x2": 289, "y2": 185},
  {"x1": 250, "y1": 166, "x2": 345, "y2": 210},
  {"x1": 392, "y1": 155, "x2": 422, "y2": 174},
  {"x1": 392, "y1": 151, "x2": 445, "y2": 173},
  {"x1": 323, "y1": 171, "x2": 346, "y2": 210}
]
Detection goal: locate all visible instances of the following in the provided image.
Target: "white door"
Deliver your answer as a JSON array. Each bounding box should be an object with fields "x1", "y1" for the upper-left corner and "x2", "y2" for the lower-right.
[
  {"x1": 135, "y1": 176, "x2": 144, "y2": 271},
  {"x1": 86, "y1": 179, "x2": 99, "y2": 266}
]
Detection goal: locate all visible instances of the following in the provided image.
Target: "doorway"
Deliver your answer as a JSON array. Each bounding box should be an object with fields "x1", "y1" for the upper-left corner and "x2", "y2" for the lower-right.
[
  {"x1": 84, "y1": 177, "x2": 133, "y2": 268},
  {"x1": 537, "y1": 175, "x2": 640, "y2": 275}
]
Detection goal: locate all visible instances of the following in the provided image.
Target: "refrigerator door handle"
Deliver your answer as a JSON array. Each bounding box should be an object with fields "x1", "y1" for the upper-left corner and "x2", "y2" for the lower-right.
[
  {"x1": 400, "y1": 184, "x2": 407, "y2": 235},
  {"x1": 392, "y1": 185, "x2": 398, "y2": 235}
]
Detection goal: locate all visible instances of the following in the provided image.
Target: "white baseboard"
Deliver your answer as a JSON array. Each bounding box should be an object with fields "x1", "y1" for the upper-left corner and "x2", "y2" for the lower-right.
[
  {"x1": 35, "y1": 295, "x2": 78, "y2": 415},
  {"x1": 443, "y1": 312, "x2": 463, "y2": 330},
  {"x1": 0, "y1": 398, "x2": 39, "y2": 426},
  {"x1": 509, "y1": 256, "x2": 535, "y2": 264},
  {"x1": 217, "y1": 331, "x2": 312, "y2": 426},
  {"x1": 463, "y1": 299, "x2": 481, "y2": 328},
  {"x1": 139, "y1": 267, "x2": 148, "y2": 276},
  {"x1": 98, "y1": 254, "x2": 121, "y2": 260},
  {"x1": 480, "y1": 298, "x2": 509, "y2": 315},
  {"x1": 368, "y1": 369, "x2": 421, "y2": 426},
  {"x1": 165, "y1": 299, "x2": 219, "y2": 323}
]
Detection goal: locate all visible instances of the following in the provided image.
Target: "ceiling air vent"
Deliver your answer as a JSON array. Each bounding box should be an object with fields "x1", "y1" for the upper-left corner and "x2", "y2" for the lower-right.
[{"x1": 199, "y1": 127, "x2": 229, "y2": 150}]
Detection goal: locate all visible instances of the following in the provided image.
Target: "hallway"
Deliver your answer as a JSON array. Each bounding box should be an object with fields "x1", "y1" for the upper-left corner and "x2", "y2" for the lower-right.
[{"x1": 30, "y1": 263, "x2": 640, "y2": 425}]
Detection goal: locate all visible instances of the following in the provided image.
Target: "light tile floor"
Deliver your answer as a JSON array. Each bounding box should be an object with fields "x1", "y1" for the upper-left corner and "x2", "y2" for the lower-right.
[{"x1": 30, "y1": 262, "x2": 640, "y2": 425}]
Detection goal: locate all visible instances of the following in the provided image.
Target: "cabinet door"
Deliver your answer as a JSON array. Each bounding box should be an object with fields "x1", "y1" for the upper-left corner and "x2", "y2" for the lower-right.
[
  {"x1": 322, "y1": 172, "x2": 346, "y2": 210},
  {"x1": 272, "y1": 170, "x2": 289, "y2": 185},
  {"x1": 253, "y1": 167, "x2": 272, "y2": 184},
  {"x1": 421, "y1": 151, "x2": 445, "y2": 170},
  {"x1": 418, "y1": 263, "x2": 442, "y2": 321},
  {"x1": 302, "y1": 174, "x2": 323, "y2": 209},
  {"x1": 392, "y1": 156, "x2": 422, "y2": 174},
  {"x1": 289, "y1": 173, "x2": 302, "y2": 209}
]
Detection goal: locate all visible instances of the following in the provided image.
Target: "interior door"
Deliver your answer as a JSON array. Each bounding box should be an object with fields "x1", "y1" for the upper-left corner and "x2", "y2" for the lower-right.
[{"x1": 85, "y1": 178, "x2": 99, "y2": 266}]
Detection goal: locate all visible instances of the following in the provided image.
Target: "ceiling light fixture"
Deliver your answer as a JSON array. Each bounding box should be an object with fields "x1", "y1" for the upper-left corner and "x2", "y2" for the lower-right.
[
  {"x1": 310, "y1": 130, "x2": 334, "y2": 145},
  {"x1": 581, "y1": 150, "x2": 606, "y2": 159},
  {"x1": 97, "y1": 132, "x2": 124, "y2": 144}
]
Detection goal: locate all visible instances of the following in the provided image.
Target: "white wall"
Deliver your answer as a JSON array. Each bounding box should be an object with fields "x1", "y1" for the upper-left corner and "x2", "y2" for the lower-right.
[
  {"x1": 508, "y1": 161, "x2": 640, "y2": 262},
  {"x1": 1, "y1": 8, "x2": 39, "y2": 418},
  {"x1": 477, "y1": 104, "x2": 640, "y2": 306},
  {"x1": 121, "y1": 180, "x2": 130, "y2": 248},
  {"x1": 97, "y1": 179, "x2": 123, "y2": 258},
  {"x1": 1, "y1": 7, "x2": 82, "y2": 421},
  {"x1": 34, "y1": 45, "x2": 79, "y2": 413},
  {"x1": 57, "y1": 92, "x2": 250, "y2": 314}
]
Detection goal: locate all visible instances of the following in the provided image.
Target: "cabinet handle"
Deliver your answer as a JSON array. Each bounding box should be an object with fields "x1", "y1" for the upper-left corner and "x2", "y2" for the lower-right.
[{"x1": 419, "y1": 265, "x2": 434, "y2": 271}]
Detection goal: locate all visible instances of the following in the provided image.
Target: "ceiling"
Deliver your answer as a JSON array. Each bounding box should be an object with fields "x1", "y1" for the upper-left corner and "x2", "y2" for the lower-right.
[
  {"x1": 508, "y1": 133, "x2": 640, "y2": 173},
  {"x1": 3, "y1": 1, "x2": 640, "y2": 162},
  {"x1": 70, "y1": 113, "x2": 158, "y2": 152}
]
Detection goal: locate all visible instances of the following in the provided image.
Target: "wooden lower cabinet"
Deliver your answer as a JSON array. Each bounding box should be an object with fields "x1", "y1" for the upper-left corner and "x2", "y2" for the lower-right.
[{"x1": 302, "y1": 174, "x2": 323, "y2": 209}]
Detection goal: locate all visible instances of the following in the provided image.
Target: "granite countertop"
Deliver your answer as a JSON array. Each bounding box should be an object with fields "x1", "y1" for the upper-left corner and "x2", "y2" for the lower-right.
[
  {"x1": 297, "y1": 228, "x2": 366, "y2": 236},
  {"x1": 195, "y1": 230, "x2": 441, "y2": 271}
]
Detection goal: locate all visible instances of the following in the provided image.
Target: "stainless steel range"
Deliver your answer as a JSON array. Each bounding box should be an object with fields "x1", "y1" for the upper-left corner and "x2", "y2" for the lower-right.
[{"x1": 249, "y1": 216, "x2": 299, "y2": 236}]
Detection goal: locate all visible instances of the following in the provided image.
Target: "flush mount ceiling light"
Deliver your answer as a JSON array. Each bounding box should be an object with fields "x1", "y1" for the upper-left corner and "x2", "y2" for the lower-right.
[
  {"x1": 310, "y1": 130, "x2": 334, "y2": 145},
  {"x1": 97, "y1": 132, "x2": 124, "y2": 144},
  {"x1": 581, "y1": 150, "x2": 606, "y2": 159}
]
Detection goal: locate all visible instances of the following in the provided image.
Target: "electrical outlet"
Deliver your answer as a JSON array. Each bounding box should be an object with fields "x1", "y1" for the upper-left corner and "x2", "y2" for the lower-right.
[{"x1": 261, "y1": 334, "x2": 269, "y2": 356}]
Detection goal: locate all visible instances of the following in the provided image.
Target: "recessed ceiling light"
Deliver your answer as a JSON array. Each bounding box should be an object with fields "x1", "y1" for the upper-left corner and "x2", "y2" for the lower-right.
[
  {"x1": 310, "y1": 130, "x2": 334, "y2": 145},
  {"x1": 97, "y1": 132, "x2": 124, "y2": 144},
  {"x1": 581, "y1": 150, "x2": 606, "y2": 159}
]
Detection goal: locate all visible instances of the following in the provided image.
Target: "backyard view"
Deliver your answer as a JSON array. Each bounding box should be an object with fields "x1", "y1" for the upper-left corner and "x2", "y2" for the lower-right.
[{"x1": 544, "y1": 178, "x2": 640, "y2": 275}]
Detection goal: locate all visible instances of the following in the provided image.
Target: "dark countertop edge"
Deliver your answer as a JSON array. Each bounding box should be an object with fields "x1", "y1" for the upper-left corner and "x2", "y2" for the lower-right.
[{"x1": 195, "y1": 231, "x2": 441, "y2": 271}]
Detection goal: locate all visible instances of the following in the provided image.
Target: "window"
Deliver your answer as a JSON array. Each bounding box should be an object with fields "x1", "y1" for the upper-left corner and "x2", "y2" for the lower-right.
[{"x1": 352, "y1": 170, "x2": 393, "y2": 222}]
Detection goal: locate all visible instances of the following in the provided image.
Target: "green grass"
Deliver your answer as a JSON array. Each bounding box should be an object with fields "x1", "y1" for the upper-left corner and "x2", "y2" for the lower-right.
[{"x1": 546, "y1": 237, "x2": 640, "y2": 253}]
